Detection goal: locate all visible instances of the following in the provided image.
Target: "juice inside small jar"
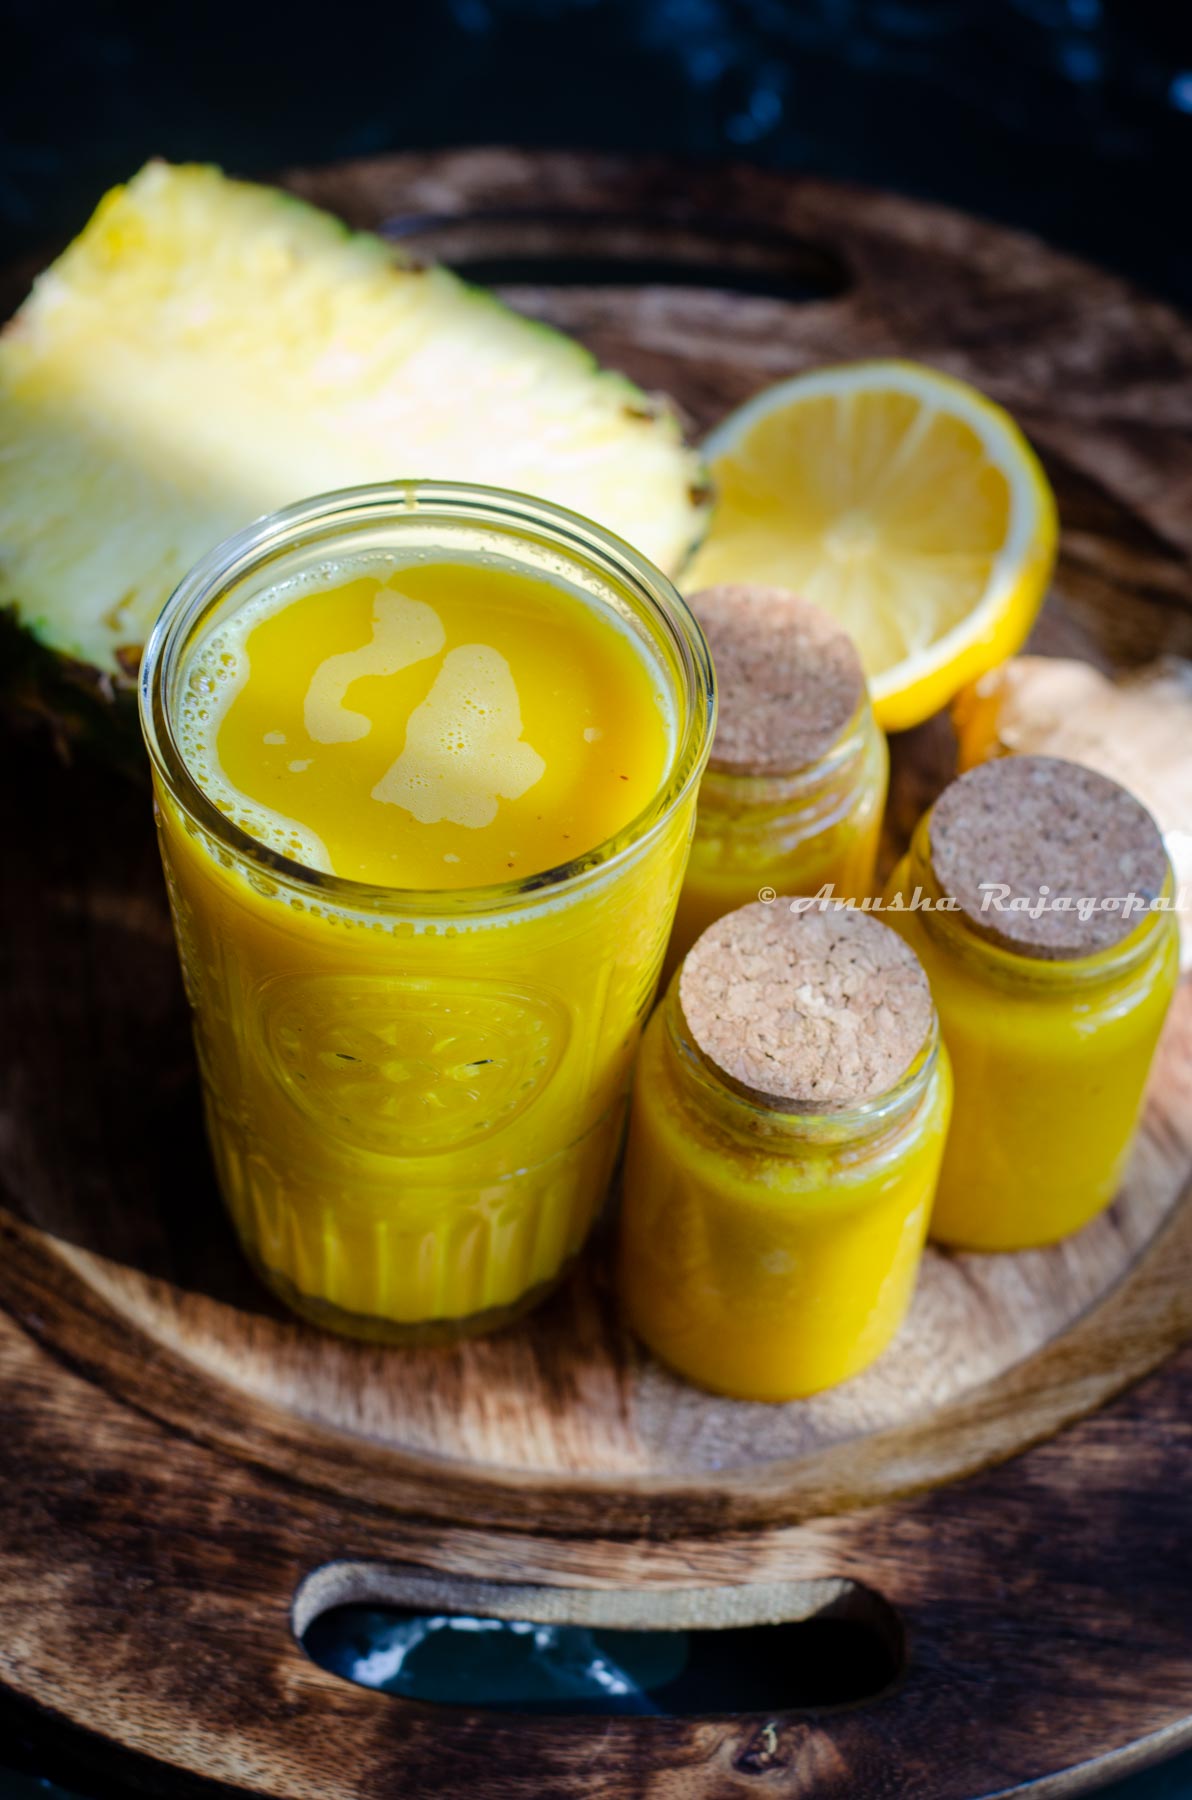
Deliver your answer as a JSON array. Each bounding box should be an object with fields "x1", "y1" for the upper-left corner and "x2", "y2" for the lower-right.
[
  {"x1": 660, "y1": 586, "x2": 887, "y2": 986},
  {"x1": 157, "y1": 526, "x2": 704, "y2": 1343},
  {"x1": 188, "y1": 559, "x2": 672, "y2": 887}
]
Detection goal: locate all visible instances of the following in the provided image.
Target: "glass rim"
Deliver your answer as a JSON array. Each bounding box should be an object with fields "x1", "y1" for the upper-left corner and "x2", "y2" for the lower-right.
[{"x1": 139, "y1": 480, "x2": 716, "y2": 917}]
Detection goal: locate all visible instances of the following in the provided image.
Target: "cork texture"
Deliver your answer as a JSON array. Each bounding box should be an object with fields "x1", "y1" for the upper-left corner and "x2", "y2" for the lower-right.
[
  {"x1": 928, "y1": 754, "x2": 1170, "y2": 959},
  {"x1": 687, "y1": 585, "x2": 867, "y2": 776},
  {"x1": 678, "y1": 901, "x2": 934, "y2": 1110}
]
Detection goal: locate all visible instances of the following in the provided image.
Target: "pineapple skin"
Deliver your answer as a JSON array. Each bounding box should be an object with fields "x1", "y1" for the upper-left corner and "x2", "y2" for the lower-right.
[{"x1": 0, "y1": 161, "x2": 710, "y2": 731}]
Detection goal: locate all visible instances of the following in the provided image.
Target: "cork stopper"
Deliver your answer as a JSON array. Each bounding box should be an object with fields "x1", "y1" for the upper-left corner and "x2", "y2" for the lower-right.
[
  {"x1": 928, "y1": 755, "x2": 1169, "y2": 960},
  {"x1": 678, "y1": 902, "x2": 934, "y2": 1112},
  {"x1": 687, "y1": 586, "x2": 867, "y2": 776}
]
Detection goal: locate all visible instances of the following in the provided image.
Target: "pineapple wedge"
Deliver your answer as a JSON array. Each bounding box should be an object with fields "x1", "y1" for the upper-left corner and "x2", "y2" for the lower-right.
[{"x1": 0, "y1": 161, "x2": 707, "y2": 693}]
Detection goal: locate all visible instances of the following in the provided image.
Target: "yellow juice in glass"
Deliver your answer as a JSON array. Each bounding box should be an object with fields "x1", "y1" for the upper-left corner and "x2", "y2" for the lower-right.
[
  {"x1": 663, "y1": 585, "x2": 888, "y2": 986},
  {"x1": 619, "y1": 906, "x2": 951, "y2": 1401},
  {"x1": 883, "y1": 759, "x2": 1179, "y2": 1250},
  {"x1": 140, "y1": 484, "x2": 714, "y2": 1340}
]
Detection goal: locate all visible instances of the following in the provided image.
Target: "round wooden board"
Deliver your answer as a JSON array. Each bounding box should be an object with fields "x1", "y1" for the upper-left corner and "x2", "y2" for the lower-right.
[{"x1": 4, "y1": 149, "x2": 1192, "y2": 1800}]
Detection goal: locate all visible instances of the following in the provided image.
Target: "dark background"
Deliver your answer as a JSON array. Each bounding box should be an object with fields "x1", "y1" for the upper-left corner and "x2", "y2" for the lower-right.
[
  {"x1": 3, "y1": 0, "x2": 1192, "y2": 303},
  {"x1": 3, "y1": 1, "x2": 1192, "y2": 1796}
]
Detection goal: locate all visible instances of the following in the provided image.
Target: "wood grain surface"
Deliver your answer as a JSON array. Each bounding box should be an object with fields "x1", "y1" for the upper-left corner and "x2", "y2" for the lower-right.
[{"x1": 3, "y1": 147, "x2": 1192, "y2": 1798}]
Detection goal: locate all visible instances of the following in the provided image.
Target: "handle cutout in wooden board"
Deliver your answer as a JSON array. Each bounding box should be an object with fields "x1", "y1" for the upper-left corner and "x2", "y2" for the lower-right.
[
  {"x1": 382, "y1": 210, "x2": 851, "y2": 302},
  {"x1": 295, "y1": 1564, "x2": 902, "y2": 1716}
]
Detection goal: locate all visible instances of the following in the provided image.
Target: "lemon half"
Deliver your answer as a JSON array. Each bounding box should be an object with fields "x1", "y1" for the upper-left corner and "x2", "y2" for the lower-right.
[{"x1": 683, "y1": 361, "x2": 1058, "y2": 731}]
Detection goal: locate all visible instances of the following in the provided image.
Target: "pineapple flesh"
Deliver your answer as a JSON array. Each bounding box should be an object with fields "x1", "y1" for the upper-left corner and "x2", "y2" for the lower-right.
[{"x1": 0, "y1": 162, "x2": 707, "y2": 684}]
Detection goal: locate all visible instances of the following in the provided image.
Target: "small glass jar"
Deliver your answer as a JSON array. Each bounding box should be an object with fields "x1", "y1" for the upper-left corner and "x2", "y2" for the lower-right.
[
  {"x1": 884, "y1": 755, "x2": 1179, "y2": 1251},
  {"x1": 619, "y1": 904, "x2": 952, "y2": 1401},
  {"x1": 665, "y1": 586, "x2": 887, "y2": 982},
  {"x1": 140, "y1": 482, "x2": 714, "y2": 1343}
]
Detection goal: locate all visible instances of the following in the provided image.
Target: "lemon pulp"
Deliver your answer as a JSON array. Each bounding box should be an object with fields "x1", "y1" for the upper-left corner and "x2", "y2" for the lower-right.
[{"x1": 683, "y1": 362, "x2": 1057, "y2": 730}]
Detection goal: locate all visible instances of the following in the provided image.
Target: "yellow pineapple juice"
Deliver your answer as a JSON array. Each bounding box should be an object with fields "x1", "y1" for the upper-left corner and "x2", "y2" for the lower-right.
[{"x1": 140, "y1": 484, "x2": 714, "y2": 1340}]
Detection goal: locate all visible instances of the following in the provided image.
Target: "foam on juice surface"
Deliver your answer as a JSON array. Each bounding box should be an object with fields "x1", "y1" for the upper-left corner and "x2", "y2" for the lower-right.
[
  {"x1": 178, "y1": 588, "x2": 332, "y2": 870},
  {"x1": 178, "y1": 558, "x2": 675, "y2": 890},
  {"x1": 304, "y1": 589, "x2": 446, "y2": 745},
  {"x1": 373, "y1": 642, "x2": 548, "y2": 830}
]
